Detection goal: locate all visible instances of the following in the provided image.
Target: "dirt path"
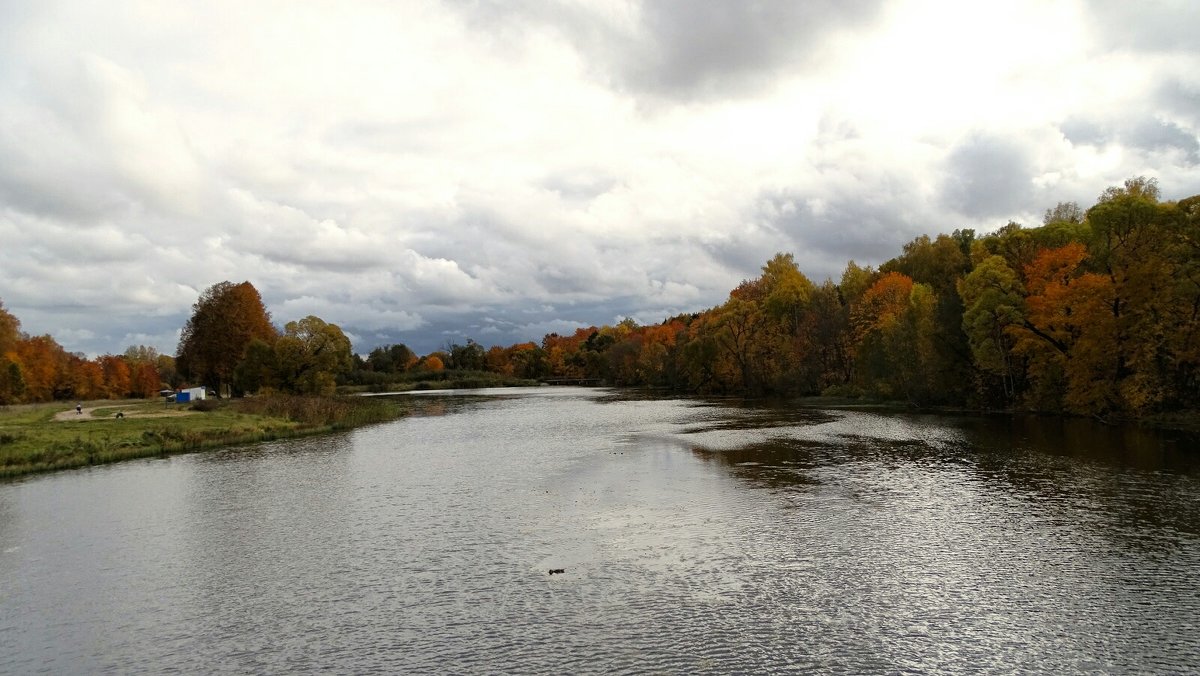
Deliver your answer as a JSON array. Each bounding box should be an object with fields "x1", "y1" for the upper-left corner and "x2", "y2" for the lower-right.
[{"x1": 53, "y1": 406, "x2": 195, "y2": 422}]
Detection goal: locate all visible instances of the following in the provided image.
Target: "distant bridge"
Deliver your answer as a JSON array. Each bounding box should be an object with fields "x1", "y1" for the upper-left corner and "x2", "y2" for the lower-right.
[{"x1": 540, "y1": 378, "x2": 604, "y2": 386}]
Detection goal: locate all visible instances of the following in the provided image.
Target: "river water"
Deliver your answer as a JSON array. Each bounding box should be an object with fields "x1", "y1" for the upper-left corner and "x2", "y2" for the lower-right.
[{"x1": 2, "y1": 387, "x2": 1198, "y2": 673}]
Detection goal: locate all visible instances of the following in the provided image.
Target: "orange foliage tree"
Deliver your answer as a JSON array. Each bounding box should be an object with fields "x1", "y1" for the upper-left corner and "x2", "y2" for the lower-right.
[{"x1": 177, "y1": 281, "x2": 277, "y2": 396}]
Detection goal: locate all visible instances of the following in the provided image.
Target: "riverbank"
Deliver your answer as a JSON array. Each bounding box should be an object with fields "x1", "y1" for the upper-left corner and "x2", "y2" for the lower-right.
[
  {"x1": 0, "y1": 395, "x2": 410, "y2": 479},
  {"x1": 786, "y1": 395, "x2": 1200, "y2": 434},
  {"x1": 337, "y1": 370, "x2": 538, "y2": 394}
]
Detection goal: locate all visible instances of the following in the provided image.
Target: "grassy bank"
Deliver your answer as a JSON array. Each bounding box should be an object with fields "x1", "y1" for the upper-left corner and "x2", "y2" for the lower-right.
[
  {"x1": 338, "y1": 369, "x2": 539, "y2": 394},
  {"x1": 0, "y1": 395, "x2": 410, "y2": 479}
]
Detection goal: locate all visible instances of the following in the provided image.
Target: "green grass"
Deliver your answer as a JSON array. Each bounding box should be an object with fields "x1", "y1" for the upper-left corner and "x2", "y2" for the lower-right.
[{"x1": 0, "y1": 395, "x2": 411, "y2": 479}]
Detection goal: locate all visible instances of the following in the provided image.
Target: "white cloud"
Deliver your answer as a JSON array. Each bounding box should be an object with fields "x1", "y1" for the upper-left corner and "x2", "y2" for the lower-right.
[{"x1": 0, "y1": 0, "x2": 1197, "y2": 355}]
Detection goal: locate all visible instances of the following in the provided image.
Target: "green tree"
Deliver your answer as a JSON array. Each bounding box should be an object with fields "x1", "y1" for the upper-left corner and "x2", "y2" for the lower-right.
[
  {"x1": 958, "y1": 255, "x2": 1025, "y2": 402},
  {"x1": 233, "y1": 338, "x2": 278, "y2": 394},
  {"x1": 1083, "y1": 176, "x2": 1174, "y2": 412},
  {"x1": 273, "y1": 316, "x2": 353, "y2": 396},
  {"x1": 761, "y1": 252, "x2": 814, "y2": 334},
  {"x1": 808, "y1": 280, "x2": 853, "y2": 390},
  {"x1": 366, "y1": 343, "x2": 416, "y2": 373},
  {"x1": 448, "y1": 339, "x2": 486, "y2": 371},
  {"x1": 881, "y1": 233, "x2": 974, "y2": 404},
  {"x1": 1044, "y1": 201, "x2": 1084, "y2": 225}
]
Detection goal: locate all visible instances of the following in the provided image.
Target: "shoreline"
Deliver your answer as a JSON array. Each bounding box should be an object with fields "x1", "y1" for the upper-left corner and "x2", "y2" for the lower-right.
[
  {"x1": 0, "y1": 395, "x2": 410, "y2": 480},
  {"x1": 5, "y1": 390, "x2": 1196, "y2": 481}
]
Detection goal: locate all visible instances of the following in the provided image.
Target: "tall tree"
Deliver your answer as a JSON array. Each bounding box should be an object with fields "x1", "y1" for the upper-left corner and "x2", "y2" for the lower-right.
[
  {"x1": 97, "y1": 355, "x2": 132, "y2": 399},
  {"x1": 0, "y1": 300, "x2": 24, "y2": 404},
  {"x1": 447, "y1": 339, "x2": 487, "y2": 371},
  {"x1": 14, "y1": 335, "x2": 71, "y2": 402},
  {"x1": 1083, "y1": 177, "x2": 1173, "y2": 412},
  {"x1": 233, "y1": 339, "x2": 278, "y2": 394},
  {"x1": 958, "y1": 255, "x2": 1025, "y2": 402},
  {"x1": 176, "y1": 281, "x2": 277, "y2": 396}
]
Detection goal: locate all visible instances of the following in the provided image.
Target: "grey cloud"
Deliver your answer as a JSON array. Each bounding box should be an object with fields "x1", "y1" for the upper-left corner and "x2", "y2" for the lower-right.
[
  {"x1": 625, "y1": 0, "x2": 884, "y2": 99},
  {"x1": 12, "y1": 306, "x2": 186, "y2": 358},
  {"x1": 0, "y1": 157, "x2": 130, "y2": 223},
  {"x1": 1127, "y1": 119, "x2": 1200, "y2": 164},
  {"x1": 1061, "y1": 114, "x2": 1199, "y2": 165},
  {"x1": 700, "y1": 228, "x2": 786, "y2": 279},
  {"x1": 1155, "y1": 81, "x2": 1200, "y2": 125},
  {"x1": 941, "y1": 135, "x2": 1034, "y2": 219},
  {"x1": 349, "y1": 298, "x2": 608, "y2": 354},
  {"x1": 540, "y1": 171, "x2": 620, "y2": 201},
  {"x1": 0, "y1": 102, "x2": 135, "y2": 222},
  {"x1": 754, "y1": 192, "x2": 918, "y2": 280},
  {"x1": 1060, "y1": 117, "x2": 1108, "y2": 146},
  {"x1": 1086, "y1": 0, "x2": 1200, "y2": 52},
  {"x1": 453, "y1": 0, "x2": 885, "y2": 101}
]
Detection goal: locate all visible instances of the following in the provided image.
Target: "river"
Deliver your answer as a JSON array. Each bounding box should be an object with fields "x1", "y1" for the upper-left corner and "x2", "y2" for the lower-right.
[{"x1": 2, "y1": 387, "x2": 1198, "y2": 673}]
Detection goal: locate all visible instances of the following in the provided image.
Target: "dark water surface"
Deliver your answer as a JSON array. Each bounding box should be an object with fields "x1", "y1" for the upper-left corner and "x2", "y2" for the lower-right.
[{"x1": 2, "y1": 387, "x2": 1199, "y2": 673}]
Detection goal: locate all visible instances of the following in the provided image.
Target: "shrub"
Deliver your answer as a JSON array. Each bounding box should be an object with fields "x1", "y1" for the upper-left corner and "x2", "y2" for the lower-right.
[{"x1": 234, "y1": 394, "x2": 398, "y2": 428}]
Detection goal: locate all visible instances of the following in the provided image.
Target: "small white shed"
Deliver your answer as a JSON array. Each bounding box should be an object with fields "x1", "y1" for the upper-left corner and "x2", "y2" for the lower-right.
[{"x1": 176, "y1": 387, "x2": 207, "y2": 403}]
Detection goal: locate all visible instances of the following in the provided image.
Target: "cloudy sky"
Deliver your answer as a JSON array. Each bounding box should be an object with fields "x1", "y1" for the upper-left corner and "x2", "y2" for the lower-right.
[{"x1": 1, "y1": 0, "x2": 1198, "y2": 357}]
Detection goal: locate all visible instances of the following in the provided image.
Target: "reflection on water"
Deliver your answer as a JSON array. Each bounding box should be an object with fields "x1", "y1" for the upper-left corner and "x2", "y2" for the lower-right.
[{"x1": 1, "y1": 387, "x2": 1198, "y2": 673}]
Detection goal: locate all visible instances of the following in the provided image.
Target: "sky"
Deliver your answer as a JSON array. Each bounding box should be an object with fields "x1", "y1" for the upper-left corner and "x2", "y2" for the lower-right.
[{"x1": 1, "y1": 0, "x2": 1198, "y2": 357}]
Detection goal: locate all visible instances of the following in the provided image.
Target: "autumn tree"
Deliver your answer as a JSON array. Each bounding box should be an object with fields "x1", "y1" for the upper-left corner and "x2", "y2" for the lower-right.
[
  {"x1": 1168, "y1": 193, "x2": 1200, "y2": 402},
  {"x1": 422, "y1": 354, "x2": 446, "y2": 372},
  {"x1": 0, "y1": 300, "x2": 24, "y2": 404},
  {"x1": 507, "y1": 343, "x2": 546, "y2": 379},
  {"x1": 713, "y1": 293, "x2": 765, "y2": 393},
  {"x1": 97, "y1": 355, "x2": 132, "y2": 399},
  {"x1": 881, "y1": 233, "x2": 974, "y2": 404},
  {"x1": 1007, "y1": 243, "x2": 1117, "y2": 413},
  {"x1": 14, "y1": 335, "x2": 71, "y2": 402},
  {"x1": 851, "y1": 272, "x2": 940, "y2": 402},
  {"x1": 542, "y1": 330, "x2": 592, "y2": 380},
  {"x1": 1079, "y1": 177, "x2": 1179, "y2": 412},
  {"x1": 485, "y1": 344, "x2": 515, "y2": 376},
  {"x1": 71, "y1": 359, "x2": 105, "y2": 401},
  {"x1": 176, "y1": 281, "x2": 277, "y2": 396},
  {"x1": 674, "y1": 314, "x2": 721, "y2": 392},
  {"x1": 120, "y1": 345, "x2": 164, "y2": 397},
  {"x1": 807, "y1": 280, "x2": 854, "y2": 390}
]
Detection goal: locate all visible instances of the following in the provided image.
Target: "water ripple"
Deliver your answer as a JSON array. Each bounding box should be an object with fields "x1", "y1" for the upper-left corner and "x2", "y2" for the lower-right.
[{"x1": 1, "y1": 388, "x2": 1198, "y2": 673}]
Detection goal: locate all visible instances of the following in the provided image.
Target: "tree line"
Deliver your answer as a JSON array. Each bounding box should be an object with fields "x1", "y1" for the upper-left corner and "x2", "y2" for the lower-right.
[
  {"x1": 361, "y1": 177, "x2": 1196, "y2": 418},
  {"x1": 0, "y1": 317, "x2": 175, "y2": 404},
  {"x1": 0, "y1": 280, "x2": 356, "y2": 403},
  {"x1": 2, "y1": 177, "x2": 1196, "y2": 417}
]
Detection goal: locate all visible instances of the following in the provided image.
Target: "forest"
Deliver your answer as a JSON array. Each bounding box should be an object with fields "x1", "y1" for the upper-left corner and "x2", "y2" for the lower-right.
[{"x1": 2, "y1": 177, "x2": 1197, "y2": 419}]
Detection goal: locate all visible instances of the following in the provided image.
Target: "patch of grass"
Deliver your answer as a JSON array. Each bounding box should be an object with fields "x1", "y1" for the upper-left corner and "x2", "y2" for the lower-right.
[{"x1": 0, "y1": 394, "x2": 411, "y2": 479}]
